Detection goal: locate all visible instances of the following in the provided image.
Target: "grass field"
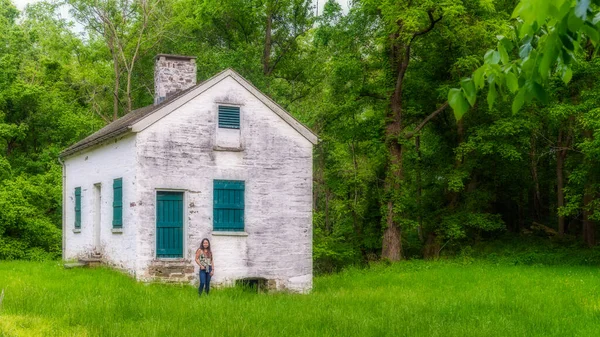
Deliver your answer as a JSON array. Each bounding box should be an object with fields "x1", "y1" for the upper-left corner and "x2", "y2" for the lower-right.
[{"x1": 0, "y1": 260, "x2": 599, "y2": 337}]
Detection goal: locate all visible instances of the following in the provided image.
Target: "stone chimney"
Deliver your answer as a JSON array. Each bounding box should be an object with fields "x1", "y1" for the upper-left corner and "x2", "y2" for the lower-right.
[{"x1": 154, "y1": 54, "x2": 197, "y2": 105}]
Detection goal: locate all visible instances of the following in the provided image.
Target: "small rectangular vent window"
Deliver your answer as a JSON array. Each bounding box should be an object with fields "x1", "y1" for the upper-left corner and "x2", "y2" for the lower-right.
[{"x1": 218, "y1": 106, "x2": 240, "y2": 129}]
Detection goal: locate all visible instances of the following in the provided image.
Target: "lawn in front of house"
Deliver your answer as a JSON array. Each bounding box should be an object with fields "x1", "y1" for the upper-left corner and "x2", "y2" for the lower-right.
[{"x1": 0, "y1": 260, "x2": 598, "y2": 336}]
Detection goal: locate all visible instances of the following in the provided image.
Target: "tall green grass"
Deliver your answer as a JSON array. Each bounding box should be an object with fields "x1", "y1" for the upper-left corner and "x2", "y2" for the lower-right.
[{"x1": 0, "y1": 260, "x2": 599, "y2": 336}]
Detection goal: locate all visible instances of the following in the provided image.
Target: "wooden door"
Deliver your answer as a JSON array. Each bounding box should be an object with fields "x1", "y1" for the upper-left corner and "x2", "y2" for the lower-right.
[{"x1": 156, "y1": 191, "x2": 184, "y2": 258}]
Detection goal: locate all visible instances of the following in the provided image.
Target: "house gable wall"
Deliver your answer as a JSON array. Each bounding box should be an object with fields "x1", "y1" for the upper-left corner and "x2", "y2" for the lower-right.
[{"x1": 134, "y1": 76, "x2": 313, "y2": 291}]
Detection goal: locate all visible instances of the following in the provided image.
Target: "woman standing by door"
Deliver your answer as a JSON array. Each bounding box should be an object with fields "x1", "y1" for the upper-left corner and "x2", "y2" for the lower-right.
[{"x1": 195, "y1": 238, "x2": 214, "y2": 296}]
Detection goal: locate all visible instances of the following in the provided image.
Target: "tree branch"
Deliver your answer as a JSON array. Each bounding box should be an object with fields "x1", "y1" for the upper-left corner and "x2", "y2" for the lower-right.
[
  {"x1": 409, "y1": 10, "x2": 443, "y2": 46},
  {"x1": 405, "y1": 101, "x2": 449, "y2": 139}
]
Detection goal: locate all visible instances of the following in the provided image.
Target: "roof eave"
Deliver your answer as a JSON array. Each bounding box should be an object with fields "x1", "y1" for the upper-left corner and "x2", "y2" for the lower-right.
[
  {"x1": 59, "y1": 127, "x2": 133, "y2": 159},
  {"x1": 224, "y1": 69, "x2": 319, "y2": 145}
]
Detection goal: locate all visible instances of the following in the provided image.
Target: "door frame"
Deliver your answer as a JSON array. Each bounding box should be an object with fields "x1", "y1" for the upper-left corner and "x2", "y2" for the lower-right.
[
  {"x1": 93, "y1": 183, "x2": 102, "y2": 253},
  {"x1": 155, "y1": 189, "x2": 187, "y2": 259}
]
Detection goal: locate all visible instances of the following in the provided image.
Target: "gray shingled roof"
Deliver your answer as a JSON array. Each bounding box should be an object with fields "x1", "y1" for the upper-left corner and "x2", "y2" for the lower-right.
[{"x1": 59, "y1": 85, "x2": 198, "y2": 158}]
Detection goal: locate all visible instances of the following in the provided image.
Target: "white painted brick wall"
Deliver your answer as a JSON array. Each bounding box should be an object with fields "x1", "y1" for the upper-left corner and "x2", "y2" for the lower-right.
[
  {"x1": 63, "y1": 135, "x2": 138, "y2": 272},
  {"x1": 135, "y1": 76, "x2": 313, "y2": 292}
]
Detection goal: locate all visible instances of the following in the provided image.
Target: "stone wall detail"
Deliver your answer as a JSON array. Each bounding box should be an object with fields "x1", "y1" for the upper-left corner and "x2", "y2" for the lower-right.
[
  {"x1": 137, "y1": 77, "x2": 314, "y2": 292},
  {"x1": 148, "y1": 260, "x2": 196, "y2": 282},
  {"x1": 154, "y1": 54, "x2": 197, "y2": 105}
]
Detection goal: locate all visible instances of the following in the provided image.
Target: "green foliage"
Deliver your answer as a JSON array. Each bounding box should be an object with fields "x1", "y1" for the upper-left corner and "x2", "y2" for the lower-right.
[
  {"x1": 0, "y1": 0, "x2": 102, "y2": 260},
  {"x1": 449, "y1": 88, "x2": 470, "y2": 120},
  {"x1": 471, "y1": 234, "x2": 600, "y2": 266},
  {"x1": 440, "y1": 212, "x2": 504, "y2": 240},
  {"x1": 0, "y1": 174, "x2": 62, "y2": 260},
  {"x1": 450, "y1": 0, "x2": 600, "y2": 118}
]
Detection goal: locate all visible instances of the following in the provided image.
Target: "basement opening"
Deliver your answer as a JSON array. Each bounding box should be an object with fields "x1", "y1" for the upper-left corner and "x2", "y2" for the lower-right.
[{"x1": 235, "y1": 277, "x2": 268, "y2": 293}]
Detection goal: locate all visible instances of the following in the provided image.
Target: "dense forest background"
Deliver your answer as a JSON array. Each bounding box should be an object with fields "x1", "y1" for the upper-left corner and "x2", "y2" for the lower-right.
[{"x1": 1, "y1": 0, "x2": 599, "y2": 271}]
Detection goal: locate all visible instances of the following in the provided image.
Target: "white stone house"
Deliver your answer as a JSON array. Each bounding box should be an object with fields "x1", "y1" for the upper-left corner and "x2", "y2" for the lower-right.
[{"x1": 60, "y1": 54, "x2": 317, "y2": 292}]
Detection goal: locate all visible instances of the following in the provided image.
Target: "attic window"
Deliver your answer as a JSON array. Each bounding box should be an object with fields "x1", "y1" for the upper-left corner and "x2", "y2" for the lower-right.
[{"x1": 218, "y1": 106, "x2": 240, "y2": 129}]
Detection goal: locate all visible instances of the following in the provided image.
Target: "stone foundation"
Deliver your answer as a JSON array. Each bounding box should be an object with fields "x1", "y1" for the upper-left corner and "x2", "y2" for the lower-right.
[{"x1": 148, "y1": 260, "x2": 195, "y2": 282}]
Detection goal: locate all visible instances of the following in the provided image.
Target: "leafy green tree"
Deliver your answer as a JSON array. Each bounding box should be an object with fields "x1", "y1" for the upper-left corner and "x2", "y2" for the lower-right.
[
  {"x1": 0, "y1": 0, "x2": 102, "y2": 260},
  {"x1": 66, "y1": 0, "x2": 171, "y2": 118},
  {"x1": 450, "y1": 0, "x2": 600, "y2": 246}
]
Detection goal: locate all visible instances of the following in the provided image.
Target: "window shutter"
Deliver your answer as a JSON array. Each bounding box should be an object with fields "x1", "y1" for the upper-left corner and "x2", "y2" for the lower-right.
[
  {"x1": 218, "y1": 106, "x2": 240, "y2": 129},
  {"x1": 113, "y1": 178, "x2": 123, "y2": 227},
  {"x1": 213, "y1": 180, "x2": 244, "y2": 231},
  {"x1": 74, "y1": 187, "x2": 81, "y2": 228}
]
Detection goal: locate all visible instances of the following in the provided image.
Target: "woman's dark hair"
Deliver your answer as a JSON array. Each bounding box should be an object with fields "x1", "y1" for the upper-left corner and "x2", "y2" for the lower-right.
[{"x1": 200, "y1": 238, "x2": 212, "y2": 258}]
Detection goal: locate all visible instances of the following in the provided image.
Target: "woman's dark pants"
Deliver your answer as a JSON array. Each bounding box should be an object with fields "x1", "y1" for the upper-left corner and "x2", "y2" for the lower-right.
[{"x1": 199, "y1": 267, "x2": 212, "y2": 295}]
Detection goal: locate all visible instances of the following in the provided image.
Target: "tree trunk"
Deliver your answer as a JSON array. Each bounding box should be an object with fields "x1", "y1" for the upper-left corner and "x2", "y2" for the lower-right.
[
  {"x1": 382, "y1": 130, "x2": 404, "y2": 261},
  {"x1": 530, "y1": 135, "x2": 542, "y2": 221},
  {"x1": 126, "y1": 70, "x2": 133, "y2": 113},
  {"x1": 582, "y1": 189, "x2": 596, "y2": 247},
  {"x1": 325, "y1": 188, "x2": 331, "y2": 233},
  {"x1": 582, "y1": 129, "x2": 596, "y2": 247},
  {"x1": 416, "y1": 136, "x2": 424, "y2": 242},
  {"x1": 382, "y1": 201, "x2": 402, "y2": 260},
  {"x1": 109, "y1": 40, "x2": 120, "y2": 121},
  {"x1": 380, "y1": 23, "x2": 410, "y2": 260},
  {"x1": 449, "y1": 119, "x2": 465, "y2": 209},
  {"x1": 557, "y1": 129, "x2": 566, "y2": 236},
  {"x1": 380, "y1": 11, "x2": 443, "y2": 261},
  {"x1": 423, "y1": 232, "x2": 440, "y2": 259},
  {"x1": 351, "y1": 141, "x2": 361, "y2": 239},
  {"x1": 263, "y1": 12, "x2": 273, "y2": 76},
  {"x1": 313, "y1": 143, "x2": 325, "y2": 212}
]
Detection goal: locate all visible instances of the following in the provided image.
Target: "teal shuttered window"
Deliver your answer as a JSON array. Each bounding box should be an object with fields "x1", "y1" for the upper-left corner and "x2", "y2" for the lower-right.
[
  {"x1": 218, "y1": 106, "x2": 240, "y2": 129},
  {"x1": 74, "y1": 187, "x2": 81, "y2": 228},
  {"x1": 113, "y1": 178, "x2": 123, "y2": 227},
  {"x1": 213, "y1": 180, "x2": 245, "y2": 231}
]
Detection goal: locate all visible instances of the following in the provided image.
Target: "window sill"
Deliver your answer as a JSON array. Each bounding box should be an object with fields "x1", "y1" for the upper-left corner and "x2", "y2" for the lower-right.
[
  {"x1": 213, "y1": 146, "x2": 244, "y2": 152},
  {"x1": 152, "y1": 258, "x2": 187, "y2": 262},
  {"x1": 72, "y1": 228, "x2": 81, "y2": 233},
  {"x1": 111, "y1": 228, "x2": 123, "y2": 234},
  {"x1": 212, "y1": 231, "x2": 248, "y2": 237}
]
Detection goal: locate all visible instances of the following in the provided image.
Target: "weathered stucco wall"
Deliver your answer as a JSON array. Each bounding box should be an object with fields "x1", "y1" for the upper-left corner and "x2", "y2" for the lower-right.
[
  {"x1": 63, "y1": 135, "x2": 138, "y2": 272},
  {"x1": 135, "y1": 76, "x2": 313, "y2": 292}
]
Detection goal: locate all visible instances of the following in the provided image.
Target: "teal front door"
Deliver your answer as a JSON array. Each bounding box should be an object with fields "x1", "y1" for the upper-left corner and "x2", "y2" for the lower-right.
[{"x1": 156, "y1": 191, "x2": 184, "y2": 258}]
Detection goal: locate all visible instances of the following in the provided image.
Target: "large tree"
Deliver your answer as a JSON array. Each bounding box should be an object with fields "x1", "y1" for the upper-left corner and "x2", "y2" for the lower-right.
[{"x1": 67, "y1": 0, "x2": 170, "y2": 119}]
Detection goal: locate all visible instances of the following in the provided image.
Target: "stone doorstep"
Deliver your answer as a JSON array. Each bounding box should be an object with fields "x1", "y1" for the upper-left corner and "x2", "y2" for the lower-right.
[
  {"x1": 64, "y1": 262, "x2": 87, "y2": 269},
  {"x1": 148, "y1": 262, "x2": 194, "y2": 280},
  {"x1": 150, "y1": 272, "x2": 196, "y2": 284},
  {"x1": 78, "y1": 257, "x2": 104, "y2": 268}
]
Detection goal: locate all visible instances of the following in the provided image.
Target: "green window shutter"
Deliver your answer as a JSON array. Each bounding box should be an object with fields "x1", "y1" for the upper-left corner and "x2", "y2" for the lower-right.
[
  {"x1": 113, "y1": 178, "x2": 123, "y2": 228},
  {"x1": 74, "y1": 187, "x2": 81, "y2": 228},
  {"x1": 213, "y1": 180, "x2": 245, "y2": 232},
  {"x1": 218, "y1": 106, "x2": 240, "y2": 129},
  {"x1": 156, "y1": 191, "x2": 184, "y2": 258}
]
